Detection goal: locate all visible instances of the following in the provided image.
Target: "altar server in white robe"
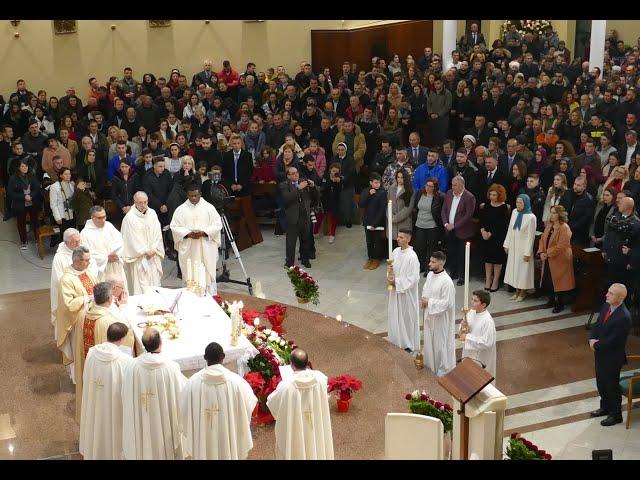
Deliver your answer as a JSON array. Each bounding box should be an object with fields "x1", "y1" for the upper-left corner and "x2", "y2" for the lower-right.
[
  {"x1": 50, "y1": 228, "x2": 98, "y2": 335},
  {"x1": 267, "y1": 349, "x2": 334, "y2": 460},
  {"x1": 80, "y1": 205, "x2": 128, "y2": 291},
  {"x1": 180, "y1": 342, "x2": 257, "y2": 460},
  {"x1": 121, "y1": 191, "x2": 164, "y2": 295},
  {"x1": 460, "y1": 290, "x2": 497, "y2": 384},
  {"x1": 170, "y1": 183, "x2": 222, "y2": 295},
  {"x1": 79, "y1": 322, "x2": 134, "y2": 460},
  {"x1": 421, "y1": 250, "x2": 457, "y2": 376},
  {"x1": 122, "y1": 329, "x2": 187, "y2": 460},
  {"x1": 387, "y1": 229, "x2": 421, "y2": 352}
]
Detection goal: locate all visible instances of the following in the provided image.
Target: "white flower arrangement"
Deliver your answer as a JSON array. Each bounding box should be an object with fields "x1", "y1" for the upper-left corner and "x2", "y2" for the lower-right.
[{"x1": 502, "y1": 20, "x2": 552, "y2": 38}]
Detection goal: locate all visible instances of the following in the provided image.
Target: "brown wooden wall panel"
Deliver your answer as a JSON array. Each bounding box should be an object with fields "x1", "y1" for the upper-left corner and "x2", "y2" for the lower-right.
[{"x1": 311, "y1": 20, "x2": 433, "y2": 80}]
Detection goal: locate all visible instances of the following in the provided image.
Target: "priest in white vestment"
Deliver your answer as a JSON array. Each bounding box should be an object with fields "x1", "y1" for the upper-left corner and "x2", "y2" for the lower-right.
[
  {"x1": 50, "y1": 228, "x2": 97, "y2": 337},
  {"x1": 122, "y1": 329, "x2": 187, "y2": 460},
  {"x1": 387, "y1": 230, "x2": 421, "y2": 352},
  {"x1": 121, "y1": 191, "x2": 164, "y2": 295},
  {"x1": 79, "y1": 322, "x2": 134, "y2": 460},
  {"x1": 460, "y1": 290, "x2": 497, "y2": 384},
  {"x1": 267, "y1": 349, "x2": 334, "y2": 460},
  {"x1": 170, "y1": 184, "x2": 222, "y2": 295},
  {"x1": 80, "y1": 205, "x2": 128, "y2": 291},
  {"x1": 421, "y1": 250, "x2": 457, "y2": 376},
  {"x1": 180, "y1": 342, "x2": 257, "y2": 460}
]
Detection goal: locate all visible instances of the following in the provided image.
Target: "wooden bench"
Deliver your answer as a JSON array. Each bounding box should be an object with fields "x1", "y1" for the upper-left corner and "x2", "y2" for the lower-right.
[{"x1": 37, "y1": 225, "x2": 60, "y2": 259}]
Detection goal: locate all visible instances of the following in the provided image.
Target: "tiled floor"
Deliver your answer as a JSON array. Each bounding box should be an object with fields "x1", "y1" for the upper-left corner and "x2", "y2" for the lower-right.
[{"x1": 1, "y1": 217, "x2": 639, "y2": 460}]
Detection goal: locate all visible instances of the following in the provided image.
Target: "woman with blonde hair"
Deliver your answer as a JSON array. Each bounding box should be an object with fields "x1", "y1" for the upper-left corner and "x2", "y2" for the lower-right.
[
  {"x1": 601, "y1": 165, "x2": 629, "y2": 194},
  {"x1": 107, "y1": 125, "x2": 120, "y2": 147},
  {"x1": 542, "y1": 173, "x2": 572, "y2": 225},
  {"x1": 537, "y1": 205, "x2": 575, "y2": 313},
  {"x1": 388, "y1": 83, "x2": 403, "y2": 110}
]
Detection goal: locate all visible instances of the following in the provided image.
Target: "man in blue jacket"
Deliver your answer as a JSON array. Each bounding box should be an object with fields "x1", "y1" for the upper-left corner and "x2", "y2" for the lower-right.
[{"x1": 412, "y1": 149, "x2": 449, "y2": 193}]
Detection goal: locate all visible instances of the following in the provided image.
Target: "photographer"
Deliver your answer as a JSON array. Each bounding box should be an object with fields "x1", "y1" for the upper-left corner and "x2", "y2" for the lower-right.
[
  {"x1": 602, "y1": 197, "x2": 640, "y2": 288},
  {"x1": 299, "y1": 154, "x2": 322, "y2": 260}
]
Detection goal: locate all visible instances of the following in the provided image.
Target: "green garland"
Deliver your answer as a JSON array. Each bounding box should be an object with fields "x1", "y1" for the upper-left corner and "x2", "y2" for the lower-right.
[{"x1": 408, "y1": 399, "x2": 454, "y2": 433}]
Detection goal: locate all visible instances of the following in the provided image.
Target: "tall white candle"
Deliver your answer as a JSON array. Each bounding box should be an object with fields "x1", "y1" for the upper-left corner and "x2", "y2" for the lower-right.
[
  {"x1": 186, "y1": 258, "x2": 192, "y2": 283},
  {"x1": 387, "y1": 200, "x2": 393, "y2": 259},
  {"x1": 199, "y1": 264, "x2": 206, "y2": 292},
  {"x1": 464, "y1": 242, "x2": 470, "y2": 310}
]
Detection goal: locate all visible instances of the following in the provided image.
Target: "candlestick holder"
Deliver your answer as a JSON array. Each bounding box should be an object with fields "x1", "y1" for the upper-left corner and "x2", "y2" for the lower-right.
[
  {"x1": 460, "y1": 307, "x2": 470, "y2": 335},
  {"x1": 414, "y1": 351, "x2": 424, "y2": 370},
  {"x1": 386, "y1": 258, "x2": 395, "y2": 291}
]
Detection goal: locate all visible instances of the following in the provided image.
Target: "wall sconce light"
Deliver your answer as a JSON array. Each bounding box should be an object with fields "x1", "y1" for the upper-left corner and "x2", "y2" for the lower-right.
[
  {"x1": 14, "y1": 32, "x2": 20, "y2": 38},
  {"x1": 111, "y1": 24, "x2": 116, "y2": 30},
  {"x1": 10, "y1": 20, "x2": 20, "y2": 27},
  {"x1": 205, "y1": 20, "x2": 210, "y2": 24}
]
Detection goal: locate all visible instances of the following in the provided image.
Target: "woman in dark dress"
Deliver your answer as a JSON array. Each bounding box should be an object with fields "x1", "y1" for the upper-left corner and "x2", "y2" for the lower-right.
[
  {"x1": 508, "y1": 160, "x2": 528, "y2": 208},
  {"x1": 591, "y1": 186, "x2": 617, "y2": 247},
  {"x1": 479, "y1": 183, "x2": 510, "y2": 291},
  {"x1": 8, "y1": 160, "x2": 42, "y2": 249}
]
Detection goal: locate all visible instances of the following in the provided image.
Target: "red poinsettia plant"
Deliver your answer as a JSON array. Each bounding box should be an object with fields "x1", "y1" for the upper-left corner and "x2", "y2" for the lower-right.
[
  {"x1": 242, "y1": 308, "x2": 262, "y2": 327},
  {"x1": 263, "y1": 303, "x2": 288, "y2": 334},
  {"x1": 327, "y1": 374, "x2": 363, "y2": 401},
  {"x1": 506, "y1": 432, "x2": 552, "y2": 460}
]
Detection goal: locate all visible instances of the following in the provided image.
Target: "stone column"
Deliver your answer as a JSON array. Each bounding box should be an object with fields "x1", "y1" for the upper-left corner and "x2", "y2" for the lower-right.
[
  {"x1": 443, "y1": 20, "x2": 458, "y2": 70},
  {"x1": 589, "y1": 20, "x2": 607, "y2": 78}
]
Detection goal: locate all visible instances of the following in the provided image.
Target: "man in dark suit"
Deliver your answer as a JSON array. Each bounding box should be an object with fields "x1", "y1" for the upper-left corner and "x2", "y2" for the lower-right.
[
  {"x1": 441, "y1": 175, "x2": 477, "y2": 285},
  {"x1": 328, "y1": 88, "x2": 349, "y2": 118},
  {"x1": 192, "y1": 59, "x2": 216, "y2": 88},
  {"x1": 440, "y1": 139, "x2": 456, "y2": 168},
  {"x1": 480, "y1": 154, "x2": 510, "y2": 205},
  {"x1": 221, "y1": 135, "x2": 253, "y2": 197},
  {"x1": 280, "y1": 166, "x2": 312, "y2": 268},
  {"x1": 498, "y1": 137, "x2": 525, "y2": 176},
  {"x1": 589, "y1": 283, "x2": 632, "y2": 426},
  {"x1": 406, "y1": 132, "x2": 428, "y2": 167},
  {"x1": 464, "y1": 23, "x2": 486, "y2": 51},
  {"x1": 617, "y1": 130, "x2": 640, "y2": 168},
  {"x1": 466, "y1": 115, "x2": 492, "y2": 147}
]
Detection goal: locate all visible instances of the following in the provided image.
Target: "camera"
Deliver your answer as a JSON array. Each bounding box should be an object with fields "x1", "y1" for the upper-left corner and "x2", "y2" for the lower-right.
[{"x1": 208, "y1": 170, "x2": 222, "y2": 184}]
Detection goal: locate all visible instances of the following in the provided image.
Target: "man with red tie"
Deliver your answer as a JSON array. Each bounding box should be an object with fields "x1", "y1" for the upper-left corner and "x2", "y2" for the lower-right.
[{"x1": 589, "y1": 283, "x2": 632, "y2": 426}]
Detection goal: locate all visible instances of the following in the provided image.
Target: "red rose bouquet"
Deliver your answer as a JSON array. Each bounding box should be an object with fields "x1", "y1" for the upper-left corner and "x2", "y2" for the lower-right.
[
  {"x1": 506, "y1": 433, "x2": 552, "y2": 460},
  {"x1": 242, "y1": 308, "x2": 262, "y2": 327}
]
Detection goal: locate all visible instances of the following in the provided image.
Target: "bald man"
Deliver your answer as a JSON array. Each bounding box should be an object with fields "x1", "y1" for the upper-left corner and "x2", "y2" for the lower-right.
[{"x1": 589, "y1": 283, "x2": 632, "y2": 426}]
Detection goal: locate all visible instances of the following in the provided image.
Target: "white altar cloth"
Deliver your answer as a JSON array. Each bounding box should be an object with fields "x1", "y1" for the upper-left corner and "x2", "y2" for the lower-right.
[{"x1": 125, "y1": 287, "x2": 258, "y2": 373}]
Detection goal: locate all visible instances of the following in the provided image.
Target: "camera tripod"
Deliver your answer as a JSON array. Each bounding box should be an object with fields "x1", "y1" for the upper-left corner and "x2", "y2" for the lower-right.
[{"x1": 217, "y1": 211, "x2": 253, "y2": 295}]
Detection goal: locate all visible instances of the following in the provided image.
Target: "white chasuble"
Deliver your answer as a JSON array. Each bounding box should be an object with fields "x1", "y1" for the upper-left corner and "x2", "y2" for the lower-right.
[
  {"x1": 179, "y1": 364, "x2": 257, "y2": 460},
  {"x1": 122, "y1": 352, "x2": 187, "y2": 459},
  {"x1": 170, "y1": 198, "x2": 222, "y2": 294},
  {"x1": 421, "y1": 270, "x2": 457, "y2": 377},
  {"x1": 387, "y1": 246, "x2": 421, "y2": 352},
  {"x1": 81, "y1": 219, "x2": 128, "y2": 290},
  {"x1": 79, "y1": 342, "x2": 134, "y2": 459},
  {"x1": 267, "y1": 369, "x2": 334, "y2": 460},
  {"x1": 121, "y1": 206, "x2": 164, "y2": 295}
]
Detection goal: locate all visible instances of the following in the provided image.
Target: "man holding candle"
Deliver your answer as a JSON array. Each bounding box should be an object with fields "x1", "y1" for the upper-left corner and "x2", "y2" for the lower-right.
[
  {"x1": 170, "y1": 183, "x2": 222, "y2": 295},
  {"x1": 421, "y1": 251, "x2": 456, "y2": 376},
  {"x1": 441, "y1": 175, "x2": 477, "y2": 286},
  {"x1": 387, "y1": 229, "x2": 421, "y2": 353}
]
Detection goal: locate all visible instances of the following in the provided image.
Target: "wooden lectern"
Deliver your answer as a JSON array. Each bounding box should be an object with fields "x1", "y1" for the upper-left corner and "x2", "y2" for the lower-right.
[{"x1": 438, "y1": 358, "x2": 494, "y2": 460}]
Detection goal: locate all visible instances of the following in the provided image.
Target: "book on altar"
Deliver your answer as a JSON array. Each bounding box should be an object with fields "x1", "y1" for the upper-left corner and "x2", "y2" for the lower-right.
[{"x1": 279, "y1": 365, "x2": 294, "y2": 381}]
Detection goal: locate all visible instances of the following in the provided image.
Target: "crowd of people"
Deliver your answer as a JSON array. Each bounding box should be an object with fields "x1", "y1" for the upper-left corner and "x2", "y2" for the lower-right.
[{"x1": 2, "y1": 20, "x2": 639, "y2": 449}]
